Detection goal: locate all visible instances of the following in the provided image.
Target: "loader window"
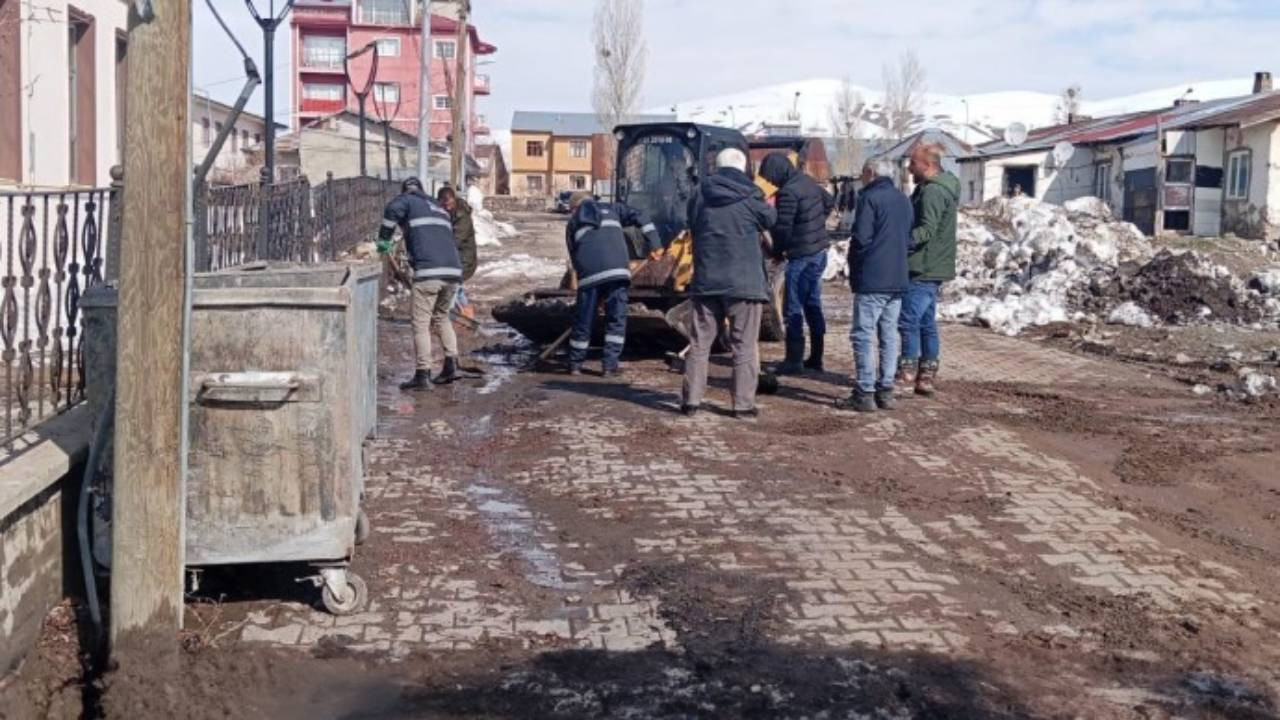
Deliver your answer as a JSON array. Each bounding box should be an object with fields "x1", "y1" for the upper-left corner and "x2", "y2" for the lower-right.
[{"x1": 619, "y1": 136, "x2": 696, "y2": 245}]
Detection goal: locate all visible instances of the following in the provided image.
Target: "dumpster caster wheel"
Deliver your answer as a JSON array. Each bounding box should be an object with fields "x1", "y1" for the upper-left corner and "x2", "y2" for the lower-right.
[
  {"x1": 355, "y1": 510, "x2": 370, "y2": 545},
  {"x1": 321, "y1": 572, "x2": 368, "y2": 615}
]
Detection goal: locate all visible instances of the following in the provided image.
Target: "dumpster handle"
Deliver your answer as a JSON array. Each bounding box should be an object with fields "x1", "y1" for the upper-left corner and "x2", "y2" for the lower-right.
[{"x1": 202, "y1": 373, "x2": 302, "y2": 391}]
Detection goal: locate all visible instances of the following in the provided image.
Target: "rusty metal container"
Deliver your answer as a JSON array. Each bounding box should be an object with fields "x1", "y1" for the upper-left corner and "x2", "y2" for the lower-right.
[{"x1": 82, "y1": 261, "x2": 381, "y2": 613}]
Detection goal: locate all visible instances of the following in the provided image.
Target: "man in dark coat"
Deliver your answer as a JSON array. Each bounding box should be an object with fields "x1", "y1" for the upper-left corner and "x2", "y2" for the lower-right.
[
  {"x1": 564, "y1": 192, "x2": 661, "y2": 376},
  {"x1": 836, "y1": 160, "x2": 913, "y2": 412},
  {"x1": 681, "y1": 148, "x2": 778, "y2": 418},
  {"x1": 378, "y1": 177, "x2": 463, "y2": 390},
  {"x1": 438, "y1": 186, "x2": 478, "y2": 320},
  {"x1": 758, "y1": 153, "x2": 836, "y2": 374}
]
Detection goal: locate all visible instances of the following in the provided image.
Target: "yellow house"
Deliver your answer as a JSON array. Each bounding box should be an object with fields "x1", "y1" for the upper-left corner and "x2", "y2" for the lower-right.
[{"x1": 509, "y1": 111, "x2": 675, "y2": 198}]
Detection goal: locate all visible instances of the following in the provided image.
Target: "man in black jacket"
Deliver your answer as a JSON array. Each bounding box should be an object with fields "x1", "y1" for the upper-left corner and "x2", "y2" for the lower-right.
[
  {"x1": 378, "y1": 177, "x2": 464, "y2": 390},
  {"x1": 835, "y1": 160, "x2": 913, "y2": 413},
  {"x1": 564, "y1": 192, "x2": 662, "y2": 377},
  {"x1": 682, "y1": 149, "x2": 778, "y2": 418},
  {"x1": 759, "y1": 153, "x2": 836, "y2": 374}
]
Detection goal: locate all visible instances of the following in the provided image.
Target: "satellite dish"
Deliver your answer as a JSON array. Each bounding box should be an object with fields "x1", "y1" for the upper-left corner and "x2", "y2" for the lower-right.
[
  {"x1": 1004, "y1": 122, "x2": 1028, "y2": 147},
  {"x1": 1052, "y1": 141, "x2": 1075, "y2": 167}
]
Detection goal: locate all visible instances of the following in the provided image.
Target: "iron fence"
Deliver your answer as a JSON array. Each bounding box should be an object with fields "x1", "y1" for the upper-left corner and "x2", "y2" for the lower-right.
[
  {"x1": 0, "y1": 187, "x2": 113, "y2": 449},
  {"x1": 197, "y1": 174, "x2": 400, "y2": 271}
]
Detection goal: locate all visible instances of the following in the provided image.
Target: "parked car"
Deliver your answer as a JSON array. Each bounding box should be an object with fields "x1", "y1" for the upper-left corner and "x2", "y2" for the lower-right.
[{"x1": 554, "y1": 190, "x2": 575, "y2": 214}]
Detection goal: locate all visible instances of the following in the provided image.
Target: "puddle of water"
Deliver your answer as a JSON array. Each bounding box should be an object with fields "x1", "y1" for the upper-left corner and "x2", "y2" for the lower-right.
[{"x1": 466, "y1": 479, "x2": 587, "y2": 592}]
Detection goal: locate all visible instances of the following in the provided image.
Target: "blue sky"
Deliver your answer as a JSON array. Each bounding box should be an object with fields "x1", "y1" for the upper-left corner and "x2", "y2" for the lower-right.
[{"x1": 194, "y1": 0, "x2": 1280, "y2": 131}]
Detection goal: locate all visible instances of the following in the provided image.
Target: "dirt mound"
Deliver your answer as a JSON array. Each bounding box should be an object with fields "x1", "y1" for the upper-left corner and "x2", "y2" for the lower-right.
[{"x1": 1103, "y1": 249, "x2": 1271, "y2": 324}]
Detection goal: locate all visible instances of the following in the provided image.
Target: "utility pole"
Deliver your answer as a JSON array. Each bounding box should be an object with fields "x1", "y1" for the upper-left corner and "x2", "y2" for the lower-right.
[
  {"x1": 417, "y1": 0, "x2": 433, "y2": 181},
  {"x1": 112, "y1": 0, "x2": 190, "y2": 663},
  {"x1": 246, "y1": 0, "x2": 295, "y2": 259},
  {"x1": 450, "y1": 0, "x2": 469, "y2": 187}
]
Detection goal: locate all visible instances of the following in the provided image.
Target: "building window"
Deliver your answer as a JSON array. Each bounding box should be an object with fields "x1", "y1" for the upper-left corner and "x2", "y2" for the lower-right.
[
  {"x1": 241, "y1": 129, "x2": 249, "y2": 148},
  {"x1": 302, "y1": 34, "x2": 345, "y2": 69},
  {"x1": 303, "y1": 83, "x2": 344, "y2": 101},
  {"x1": 375, "y1": 38, "x2": 400, "y2": 58},
  {"x1": 1227, "y1": 150, "x2": 1251, "y2": 200},
  {"x1": 67, "y1": 9, "x2": 96, "y2": 185},
  {"x1": 526, "y1": 175, "x2": 544, "y2": 193},
  {"x1": 201, "y1": 117, "x2": 211, "y2": 146},
  {"x1": 570, "y1": 140, "x2": 588, "y2": 158},
  {"x1": 255, "y1": 133, "x2": 262, "y2": 145},
  {"x1": 215, "y1": 121, "x2": 223, "y2": 136},
  {"x1": 358, "y1": 0, "x2": 410, "y2": 26},
  {"x1": 570, "y1": 175, "x2": 587, "y2": 190},
  {"x1": 230, "y1": 127, "x2": 238, "y2": 151},
  {"x1": 526, "y1": 141, "x2": 544, "y2": 158},
  {"x1": 1165, "y1": 158, "x2": 1193, "y2": 185},
  {"x1": 374, "y1": 82, "x2": 399, "y2": 104},
  {"x1": 434, "y1": 40, "x2": 456, "y2": 59},
  {"x1": 1094, "y1": 162, "x2": 1112, "y2": 204},
  {"x1": 433, "y1": 95, "x2": 452, "y2": 110}
]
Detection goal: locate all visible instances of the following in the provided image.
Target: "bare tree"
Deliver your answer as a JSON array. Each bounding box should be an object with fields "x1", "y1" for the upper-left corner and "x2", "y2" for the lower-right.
[
  {"x1": 1055, "y1": 84, "x2": 1084, "y2": 124},
  {"x1": 592, "y1": 0, "x2": 647, "y2": 177},
  {"x1": 828, "y1": 78, "x2": 865, "y2": 176},
  {"x1": 881, "y1": 50, "x2": 927, "y2": 141}
]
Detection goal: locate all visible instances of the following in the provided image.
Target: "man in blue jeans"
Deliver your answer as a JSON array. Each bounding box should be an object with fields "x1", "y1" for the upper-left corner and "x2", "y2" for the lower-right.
[
  {"x1": 836, "y1": 160, "x2": 912, "y2": 412},
  {"x1": 899, "y1": 143, "x2": 959, "y2": 396},
  {"x1": 758, "y1": 153, "x2": 835, "y2": 374}
]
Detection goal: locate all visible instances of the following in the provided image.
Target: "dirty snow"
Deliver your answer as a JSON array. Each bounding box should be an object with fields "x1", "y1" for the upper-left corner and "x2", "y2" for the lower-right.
[
  {"x1": 476, "y1": 253, "x2": 565, "y2": 281},
  {"x1": 1107, "y1": 302, "x2": 1156, "y2": 329},
  {"x1": 468, "y1": 186, "x2": 519, "y2": 248},
  {"x1": 940, "y1": 196, "x2": 1152, "y2": 335},
  {"x1": 1236, "y1": 370, "x2": 1278, "y2": 398}
]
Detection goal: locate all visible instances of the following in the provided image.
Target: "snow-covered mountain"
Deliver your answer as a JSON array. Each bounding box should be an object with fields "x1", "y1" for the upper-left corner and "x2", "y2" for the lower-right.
[{"x1": 654, "y1": 77, "x2": 1259, "y2": 143}]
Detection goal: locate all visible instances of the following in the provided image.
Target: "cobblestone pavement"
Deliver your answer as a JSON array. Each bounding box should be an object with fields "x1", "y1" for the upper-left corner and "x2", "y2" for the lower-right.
[{"x1": 216, "y1": 313, "x2": 1280, "y2": 717}]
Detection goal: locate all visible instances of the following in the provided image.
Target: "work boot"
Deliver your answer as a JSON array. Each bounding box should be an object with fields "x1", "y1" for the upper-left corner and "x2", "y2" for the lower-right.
[
  {"x1": 804, "y1": 335, "x2": 825, "y2": 372},
  {"x1": 896, "y1": 359, "x2": 919, "y2": 392},
  {"x1": 834, "y1": 389, "x2": 877, "y2": 413},
  {"x1": 602, "y1": 365, "x2": 624, "y2": 379},
  {"x1": 875, "y1": 388, "x2": 896, "y2": 410},
  {"x1": 399, "y1": 370, "x2": 433, "y2": 391},
  {"x1": 733, "y1": 407, "x2": 760, "y2": 420},
  {"x1": 680, "y1": 404, "x2": 700, "y2": 417},
  {"x1": 567, "y1": 364, "x2": 583, "y2": 376},
  {"x1": 775, "y1": 338, "x2": 805, "y2": 375},
  {"x1": 915, "y1": 360, "x2": 939, "y2": 397},
  {"x1": 432, "y1": 357, "x2": 461, "y2": 385}
]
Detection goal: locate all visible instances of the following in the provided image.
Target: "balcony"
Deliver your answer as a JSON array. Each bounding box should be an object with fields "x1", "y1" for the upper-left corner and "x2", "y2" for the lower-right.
[
  {"x1": 474, "y1": 115, "x2": 490, "y2": 135},
  {"x1": 474, "y1": 74, "x2": 490, "y2": 96},
  {"x1": 299, "y1": 98, "x2": 346, "y2": 114}
]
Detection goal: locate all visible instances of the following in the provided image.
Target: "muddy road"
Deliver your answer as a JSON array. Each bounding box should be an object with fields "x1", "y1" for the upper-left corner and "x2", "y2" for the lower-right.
[{"x1": 5, "y1": 211, "x2": 1280, "y2": 720}]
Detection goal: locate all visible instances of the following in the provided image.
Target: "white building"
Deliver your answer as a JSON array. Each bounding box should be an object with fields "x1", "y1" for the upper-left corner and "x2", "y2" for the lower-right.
[
  {"x1": 0, "y1": 0, "x2": 130, "y2": 189},
  {"x1": 191, "y1": 96, "x2": 288, "y2": 186},
  {"x1": 959, "y1": 74, "x2": 1280, "y2": 241}
]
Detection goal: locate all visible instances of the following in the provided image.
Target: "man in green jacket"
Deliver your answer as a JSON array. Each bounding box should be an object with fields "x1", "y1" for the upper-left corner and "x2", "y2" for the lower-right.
[
  {"x1": 898, "y1": 142, "x2": 959, "y2": 396},
  {"x1": 438, "y1": 186, "x2": 478, "y2": 321}
]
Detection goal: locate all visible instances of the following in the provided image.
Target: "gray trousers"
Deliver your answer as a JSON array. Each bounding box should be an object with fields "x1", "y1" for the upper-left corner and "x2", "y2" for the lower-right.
[{"x1": 681, "y1": 296, "x2": 763, "y2": 411}]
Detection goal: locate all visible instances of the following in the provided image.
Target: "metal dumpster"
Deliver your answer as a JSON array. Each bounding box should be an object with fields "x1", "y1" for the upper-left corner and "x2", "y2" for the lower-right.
[{"x1": 82, "y1": 261, "x2": 382, "y2": 614}]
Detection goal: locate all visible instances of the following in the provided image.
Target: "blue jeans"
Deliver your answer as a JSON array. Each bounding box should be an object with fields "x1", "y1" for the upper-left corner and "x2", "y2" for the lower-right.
[
  {"x1": 784, "y1": 251, "x2": 828, "y2": 346},
  {"x1": 899, "y1": 280, "x2": 941, "y2": 363},
  {"x1": 851, "y1": 293, "x2": 902, "y2": 393},
  {"x1": 569, "y1": 280, "x2": 628, "y2": 370}
]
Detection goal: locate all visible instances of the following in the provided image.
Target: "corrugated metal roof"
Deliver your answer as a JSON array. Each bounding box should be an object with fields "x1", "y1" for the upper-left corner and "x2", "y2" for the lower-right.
[
  {"x1": 510, "y1": 111, "x2": 676, "y2": 136},
  {"x1": 970, "y1": 90, "x2": 1280, "y2": 159},
  {"x1": 874, "y1": 129, "x2": 974, "y2": 162}
]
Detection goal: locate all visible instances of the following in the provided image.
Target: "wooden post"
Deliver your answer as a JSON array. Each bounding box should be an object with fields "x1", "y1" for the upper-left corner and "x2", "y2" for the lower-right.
[
  {"x1": 111, "y1": 0, "x2": 190, "y2": 661},
  {"x1": 450, "y1": 0, "x2": 469, "y2": 187}
]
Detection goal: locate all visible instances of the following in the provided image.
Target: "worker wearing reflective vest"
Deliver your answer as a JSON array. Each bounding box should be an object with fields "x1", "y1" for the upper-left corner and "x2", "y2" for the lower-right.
[
  {"x1": 378, "y1": 177, "x2": 465, "y2": 391},
  {"x1": 564, "y1": 192, "x2": 662, "y2": 376}
]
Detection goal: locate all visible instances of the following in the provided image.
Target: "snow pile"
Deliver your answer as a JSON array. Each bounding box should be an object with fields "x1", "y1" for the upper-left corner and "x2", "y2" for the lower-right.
[
  {"x1": 1248, "y1": 267, "x2": 1280, "y2": 295},
  {"x1": 476, "y1": 253, "x2": 565, "y2": 281},
  {"x1": 824, "y1": 240, "x2": 850, "y2": 282},
  {"x1": 1104, "y1": 249, "x2": 1274, "y2": 325},
  {"x1": 1106, "y1": 302, "x2": 1155, "y2": 329},
  {"x1": 1235, "y1": 369, "x2": 1278, "y2": 399},
  {"x1": 467, "y1": 186, "x2": 519, "y2": 248},
  {"x1": 941, "y1": 196, "x2": 1153, "y2": 335}
]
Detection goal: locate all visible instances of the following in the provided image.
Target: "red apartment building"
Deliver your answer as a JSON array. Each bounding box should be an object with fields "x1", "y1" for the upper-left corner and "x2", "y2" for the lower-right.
[{"x1": 291, "y1": 0, "x2": 494, "y2": 153}]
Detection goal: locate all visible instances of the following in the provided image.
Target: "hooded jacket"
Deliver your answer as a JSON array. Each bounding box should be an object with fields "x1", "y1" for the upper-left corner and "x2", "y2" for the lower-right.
[
  {"x1": 687, "y1": 168, "x2": 778, "y2": 301},
  {"x1": 849, "y1": 176, "x2": 912, "y2": 294},
  {"x1": 565, "y1": 200, "x2": 661, "y2": 289},
  {"x1": 759, "y1": 153, "x2": 835, "y2": 259},
  {"x1": 452, "y1": 198, "x2": 478, "y2": 281},
  {"x1": 379, "y1": 190, "x2": 462, "y2": 282},
  {"x1": 908, "y1": 171, "x2": 960, "y2": 282}
]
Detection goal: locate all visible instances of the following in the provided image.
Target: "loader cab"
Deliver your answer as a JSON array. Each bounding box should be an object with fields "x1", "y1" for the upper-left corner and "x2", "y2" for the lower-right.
[{"x1": 613, "y1": 123, "x2": 751, "y2": 247}]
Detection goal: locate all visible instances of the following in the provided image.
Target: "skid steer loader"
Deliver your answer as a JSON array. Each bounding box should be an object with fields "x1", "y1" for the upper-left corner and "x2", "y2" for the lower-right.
[{"x1": 493, "y1": 122, "x2": 790, "y2": 355}]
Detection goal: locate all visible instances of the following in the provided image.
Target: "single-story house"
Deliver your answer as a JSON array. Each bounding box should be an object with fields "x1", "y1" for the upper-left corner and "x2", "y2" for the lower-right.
[
  {"x1": 871, "y1": 129, "x2": 974, "y2": 194},
  {"x1": 958, "y1": 73, "x2": 1280, "y2": 240}
]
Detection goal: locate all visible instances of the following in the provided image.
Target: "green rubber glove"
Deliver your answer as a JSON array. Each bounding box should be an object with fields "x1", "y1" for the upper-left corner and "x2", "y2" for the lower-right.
[{"x1": 376, "y1": 239, "x2": 394, "y2": 255}]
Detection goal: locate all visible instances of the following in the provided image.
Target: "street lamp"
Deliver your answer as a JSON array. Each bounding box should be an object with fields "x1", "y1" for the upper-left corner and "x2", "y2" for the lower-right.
[{"x1": 243, "y1": 0, "x2": 296, "y2": 185}]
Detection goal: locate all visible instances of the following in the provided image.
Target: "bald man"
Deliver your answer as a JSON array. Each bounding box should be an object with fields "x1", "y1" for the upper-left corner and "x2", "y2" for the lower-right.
[{"x1": 898, "y1": 142, "x2": 959, "y2": 397}]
